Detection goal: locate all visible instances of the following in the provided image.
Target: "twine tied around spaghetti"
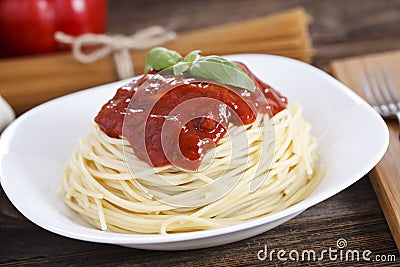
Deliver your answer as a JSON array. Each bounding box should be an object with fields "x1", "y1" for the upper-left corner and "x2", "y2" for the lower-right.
[{"x1": 55, "y1": 26, "x2": 177, "y2": 79}]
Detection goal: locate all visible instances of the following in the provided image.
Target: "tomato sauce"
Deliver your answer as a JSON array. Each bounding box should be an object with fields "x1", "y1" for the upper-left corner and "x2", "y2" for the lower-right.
[{"x1": 95, "y1": 62, "x2": 287, "y2": 170}]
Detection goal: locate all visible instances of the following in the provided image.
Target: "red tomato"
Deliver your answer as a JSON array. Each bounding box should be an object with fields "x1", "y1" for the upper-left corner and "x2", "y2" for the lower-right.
[
  {"x1": 53, "y1": 0, "x2": 106, "y2": 50},
  {"x1": 0, "y1": 0, "x2": 106, "y2": 58}
]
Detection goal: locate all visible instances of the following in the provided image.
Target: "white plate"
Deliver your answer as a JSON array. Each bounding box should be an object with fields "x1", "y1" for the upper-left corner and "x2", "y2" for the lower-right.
[{"x1": 0, "y1": 54, "x2": 388, "y2": 250}]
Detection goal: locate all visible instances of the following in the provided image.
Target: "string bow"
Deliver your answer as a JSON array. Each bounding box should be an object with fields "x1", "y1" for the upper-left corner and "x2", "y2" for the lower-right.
[{"x1": 55, "y1": 26, "x2": 176, "y2": 79}]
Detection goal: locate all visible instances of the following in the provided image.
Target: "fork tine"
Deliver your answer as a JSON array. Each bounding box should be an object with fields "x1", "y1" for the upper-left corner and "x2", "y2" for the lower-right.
[
  {"x1": 383, "y1": 68, "x2": 400, "y2": 109},
  {"x1": 367, "y1": 68, "x2": 390, "y2": 115},
  {"x1": 360, "y1": 69, "x2": 381, "y2": 114},
  {"x1": 375, "y1": 68, "x2": 398, "y2": 113}
]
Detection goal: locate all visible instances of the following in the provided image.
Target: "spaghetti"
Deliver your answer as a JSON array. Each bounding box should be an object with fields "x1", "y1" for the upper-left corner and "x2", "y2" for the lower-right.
[
  {"x1": 62, "y1": 103, "x2": 322, "y2": 234},
  {"x1": 61, "y1": 52, "x2": 322, "y2": 234}
]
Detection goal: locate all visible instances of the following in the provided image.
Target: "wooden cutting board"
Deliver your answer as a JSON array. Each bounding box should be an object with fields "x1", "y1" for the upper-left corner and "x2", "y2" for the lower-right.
[{"x1": 330, "y1": 50, "x2": 400, "y2": 252}]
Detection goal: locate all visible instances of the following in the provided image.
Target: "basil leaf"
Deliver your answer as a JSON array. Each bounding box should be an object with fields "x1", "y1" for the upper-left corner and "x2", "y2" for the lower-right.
[
  {"x1": 190, "y1": 56, "x2": 256, "y2": 92},
  {"x1": 184, "y1": 50, "x2": 202, "y2": 63},
  {"x1": 144, "y1": 47, "x2": 182, "y2": 72},
  {"x1": 172, "y1": 61, "x2": 191, "y2": 76}
]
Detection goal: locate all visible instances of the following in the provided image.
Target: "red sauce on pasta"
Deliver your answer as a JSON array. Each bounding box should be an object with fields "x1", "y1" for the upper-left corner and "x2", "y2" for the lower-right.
[{"x1": 95, "y1": 62, "x2": 287, "y2": 170}]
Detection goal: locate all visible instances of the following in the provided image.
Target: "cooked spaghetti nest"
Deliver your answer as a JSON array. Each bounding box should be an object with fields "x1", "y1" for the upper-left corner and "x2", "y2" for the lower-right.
[{"x1": 61, "y1": 103, "x2": 323, "y2": 234}]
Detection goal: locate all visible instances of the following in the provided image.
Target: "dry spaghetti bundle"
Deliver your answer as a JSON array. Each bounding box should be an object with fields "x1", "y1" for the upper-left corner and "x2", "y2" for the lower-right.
[{"x1": 160, "y1": 7, "x2": 313, "y2": 64}]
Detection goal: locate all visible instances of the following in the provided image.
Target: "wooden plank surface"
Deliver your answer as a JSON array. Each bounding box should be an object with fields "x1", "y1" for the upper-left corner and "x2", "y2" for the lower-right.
[
  {"x1": 1, "y1": 0, "x2": 400, "y2": 266},
  {"x1": 330, "y1": 50, "x2": 400, "y2": 251}
]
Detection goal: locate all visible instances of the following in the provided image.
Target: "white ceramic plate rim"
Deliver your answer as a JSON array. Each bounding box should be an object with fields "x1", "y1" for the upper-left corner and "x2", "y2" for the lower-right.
[{"x1": 0, "y1": 54, "x2": 389, "y2": 245}]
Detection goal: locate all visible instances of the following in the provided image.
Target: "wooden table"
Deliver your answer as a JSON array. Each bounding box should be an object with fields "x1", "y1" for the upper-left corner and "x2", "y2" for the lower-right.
[{"x1": 1, "y1": 0, "x2": 400, "y2": 266}]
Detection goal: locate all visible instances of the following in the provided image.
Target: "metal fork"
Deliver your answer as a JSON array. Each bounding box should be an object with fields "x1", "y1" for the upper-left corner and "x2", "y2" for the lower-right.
[{"x1": 360, "y1": 67, "x2": 400, "y2": 124}]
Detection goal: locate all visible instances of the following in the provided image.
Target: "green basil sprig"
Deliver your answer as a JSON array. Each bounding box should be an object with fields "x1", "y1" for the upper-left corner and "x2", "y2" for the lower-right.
[
  {"x1": 190, "y1": 56, "x2": 256, "y2": 92},
  {"x1": 144, "y1": 47, "x2": 182, "y2": 73},
  {"x1": 144, "y1": 47, "x2": 256, "y2": 92},
  {"x1": 172, "y1": 62, "x2": 191, "y2": 76},
  {"x1": 184, "y1": 49, "x2": 201, "y2": 63}
]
